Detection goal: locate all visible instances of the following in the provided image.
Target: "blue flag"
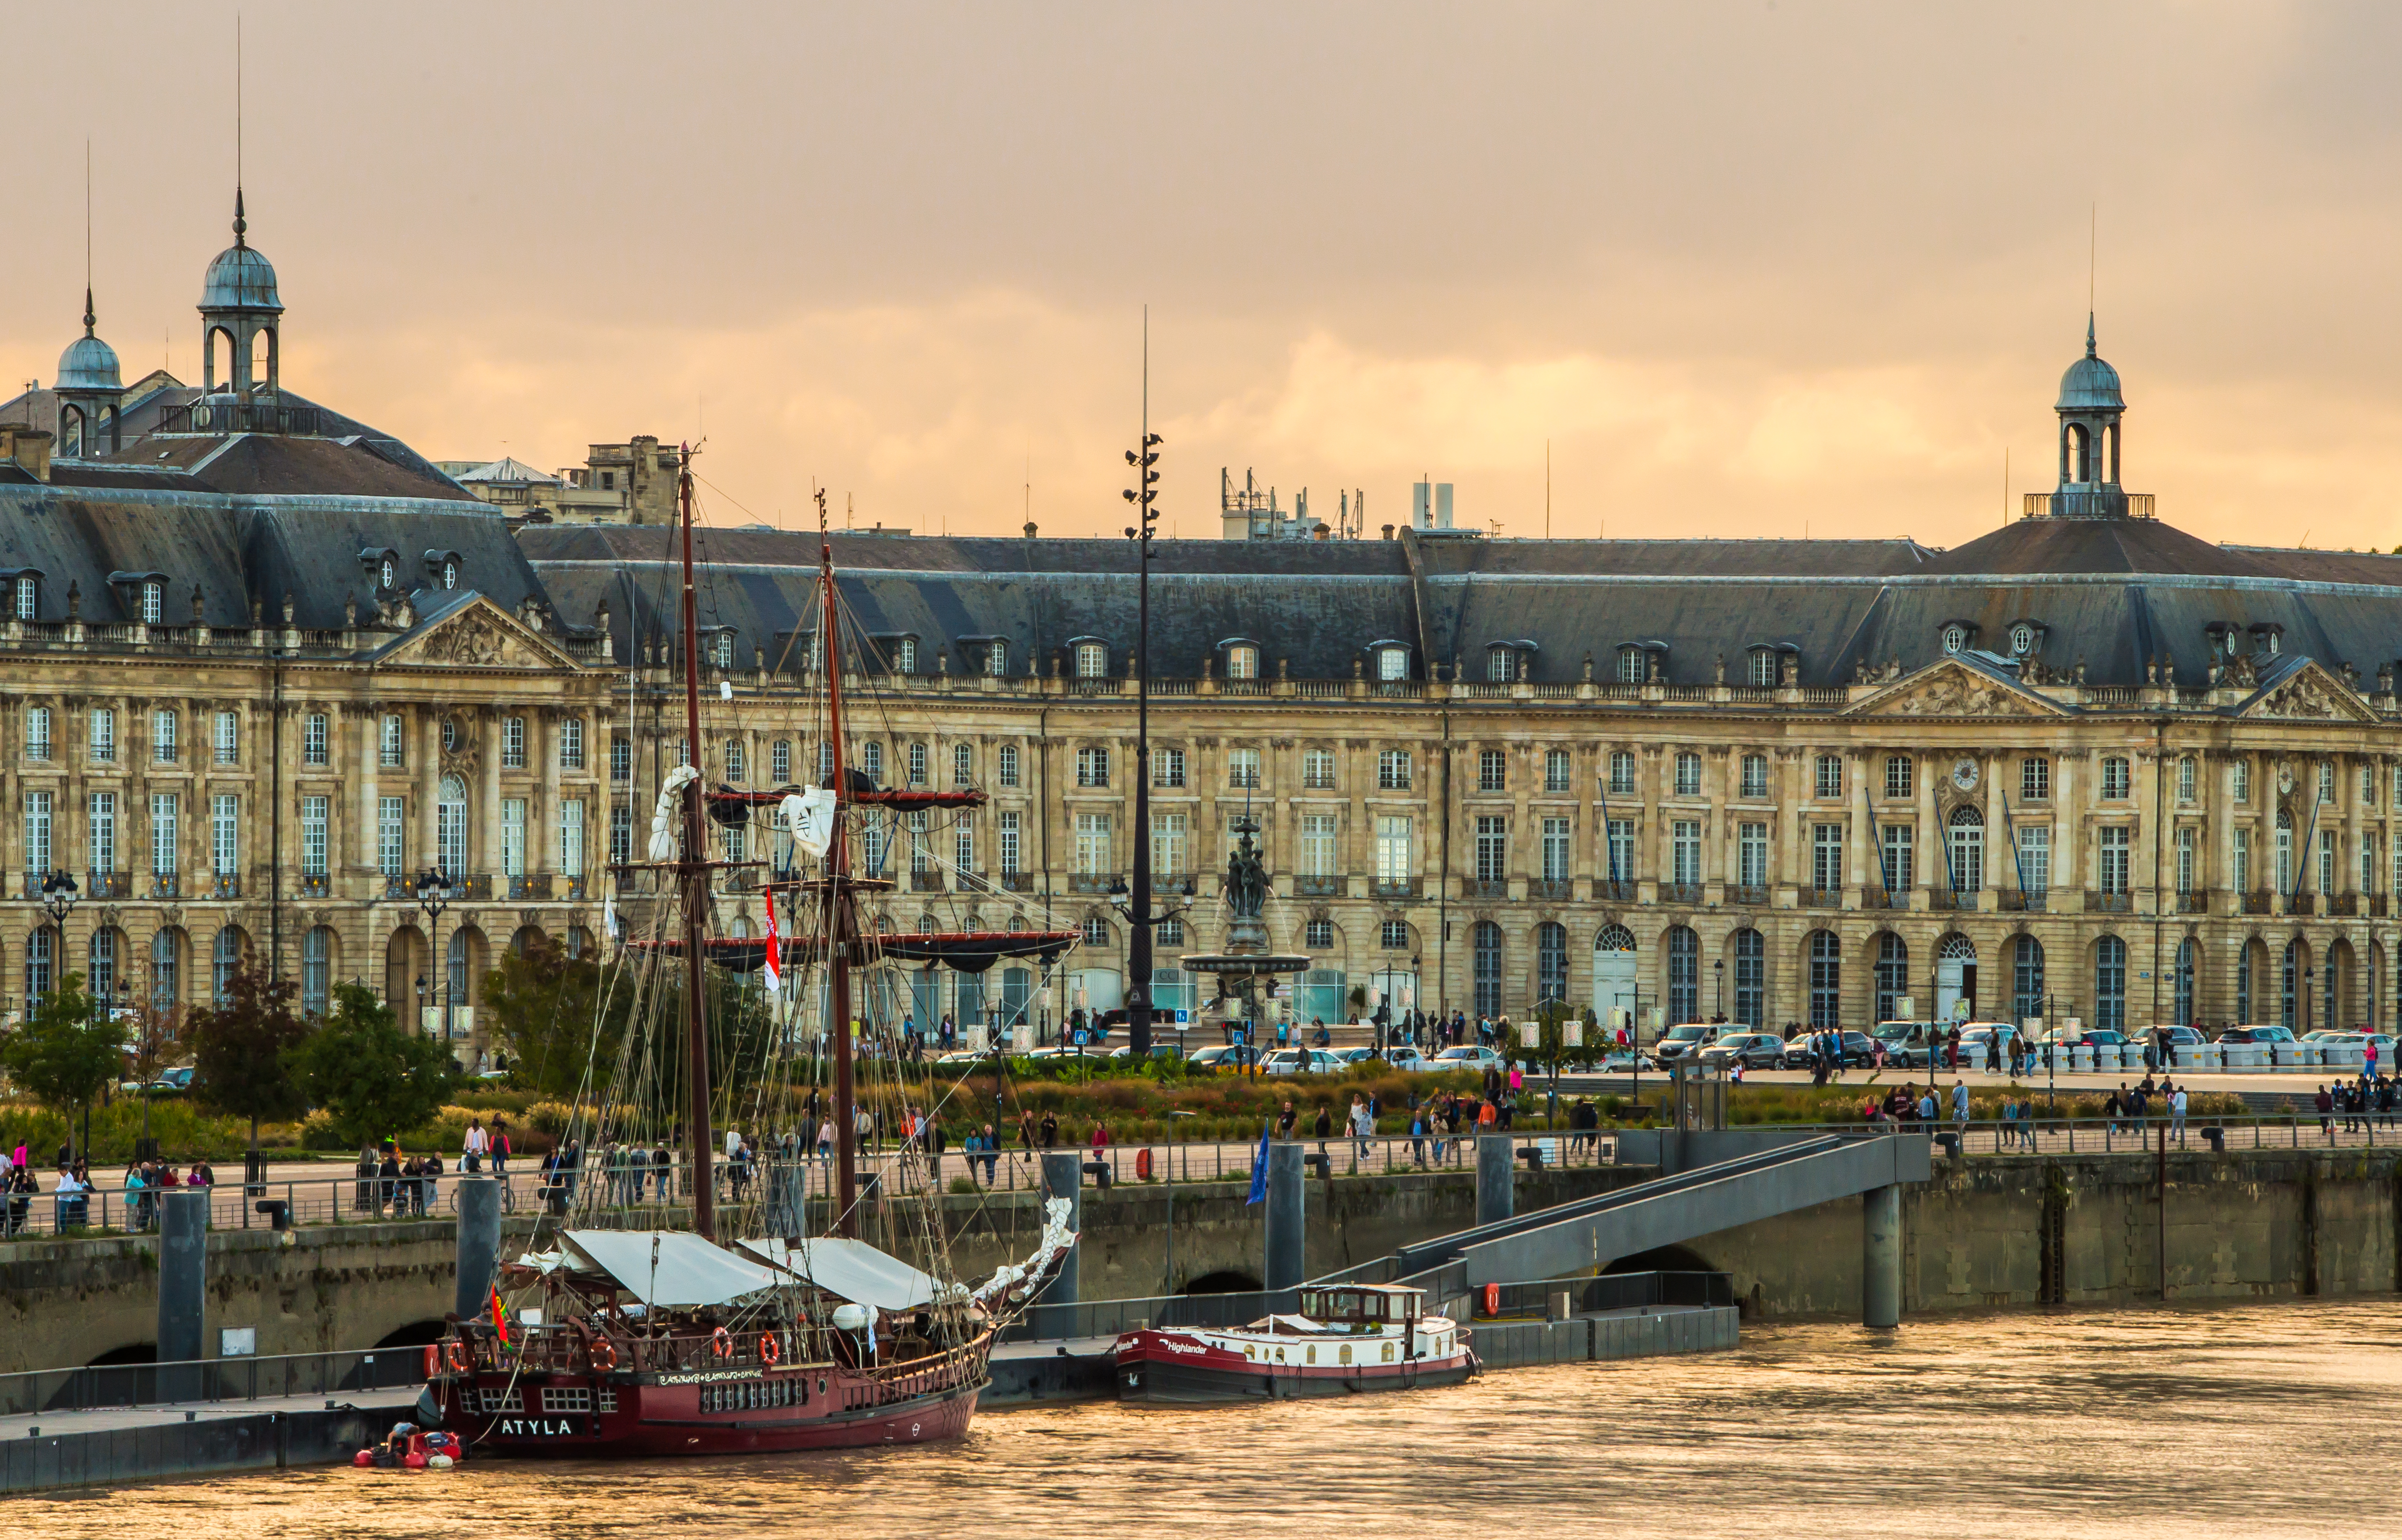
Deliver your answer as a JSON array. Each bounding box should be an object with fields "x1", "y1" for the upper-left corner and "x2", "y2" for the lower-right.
[{"x1": 1246, "y1": 1124, "x2": 1270, "y2": 1205}]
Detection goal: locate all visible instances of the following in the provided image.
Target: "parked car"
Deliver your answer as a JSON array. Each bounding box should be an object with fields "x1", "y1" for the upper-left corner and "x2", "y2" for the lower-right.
[
  {"x1": 1187, "y1": 1043, "x2": 1266, "y2": 1073},
  {"x1": 1263, "y1": 1048, "x2": 1344, "y2": 1076},
  {"x1": 1381, "y1": 1046, "x2": 1430, "y2": 1072},
  {"x1": 1652, "y1": 1024, "x2": 1720, "y2": 1064},
  {"x1": 2216, "y1": 1025, "x2": 2296, "y2": 1045},
  {"x1": 1955, "y1": 1023, "x2": 2023, "y2": 1066},
  {"x1": 1696, "y1": 1032, "x2": 1786, "y2": 1071},
  {"x1": 1870, "y1": 1021, "x2": 1943, "y2": 1068},
  {"x1": 1782, "y1": 1030, "x2": 1875, "y2": 1069},
  {"x1": 1106, "y1": 1042, "x2": 1183, "y2": 1062},
  {"x1": 1594, "y1": 1049, "x2": 1659, "y2": 1072},
  {"x1": 1433, "y1": 1045, "x2": 1505, "y2": 1071}
]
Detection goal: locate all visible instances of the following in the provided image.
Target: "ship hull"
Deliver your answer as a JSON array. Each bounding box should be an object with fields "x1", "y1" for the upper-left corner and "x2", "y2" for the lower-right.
[
  {"x1": 1112, "y1": 1330, "x2": 1477, "y2": 1404},
  {"x1": 444, "y1": 1369, "x2": 983, "y2": 1458}
]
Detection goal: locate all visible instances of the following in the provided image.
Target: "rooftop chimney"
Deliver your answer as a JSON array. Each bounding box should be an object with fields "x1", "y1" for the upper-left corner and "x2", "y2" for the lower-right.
[{"x1": 0, "y1": 426, "x2": 52, "y2": 482}]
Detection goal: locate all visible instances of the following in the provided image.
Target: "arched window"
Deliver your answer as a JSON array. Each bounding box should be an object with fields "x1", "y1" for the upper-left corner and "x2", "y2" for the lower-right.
[
  {"x1": 2275, "y1": 808, "x2": 2295, "y2": 895},
  {"x1": 2173, "y1": 936, "x2": 2197, "y2": 1027},
  {"x1": 88, "y1": 927, "x2": 117, "y2": 1005},
  {"x1": 437, "y1": 774, "x2": 469, "y2": 877},
  {"x1": 1666, "y1": 926, "x2": 1698, "y2": 1023},
  {"x1": 2009, "y1": 624, "x2": 2034, "y2": 657},
  {"x1": 1807, "y1": 931, "x2": 1841, "y2": 1028},
  {"x1": 1874, "y1": 933, "x2": 1908, "y2": 1023},
  {"x1": 2013, "y1": 935, "x2": 2046, "y2": 1024},
  {"x1": 1617, "y1": 646, "x2": 1643, "y2": 684},
  {"x1": 25, "y1": 927, "x2": 53, "y2": 999},
  {"x1": 2066, "y1": 422, "x2": 2092, "y2": 483},
  {"x1": 13, "y1": 575, "x2": 34, "y2": 620},
  {"x1": 1731, "y1": 928, "x2": 1764, "y2": 1027},
  {"x1": 302, "y1": 926, "x2": 333, "y2": 1018},
  {"x1": 59, "y1": 406, "x2": 84, "y2": 459},
  {"x1": 213, "y1": 925, "x2": 243, "y2": 1007},
  {"x1": 447, "y1": 928, "x2": 472, "y2": 1011},
  {"x1": 1536, "y1": 922, "x2": 1568, "y2": 1004},
  {"x1": 379, "y1": 556, "x2": 397, "y2": 589},
  {"x1": 150, "y1": 928, "x2": 179, "y2": 1014},
  {"x1": 1378, "y1": 646, "x2": 1409, "y2": 682},
  {"x1": 1075, "y1": 642, "x2": 1108, "y2": 679},
  {"x1": 1941, "y1": 624, "x2": 1966, "y2": 654},
  {"x1": 2095, "y1": 935, "x2": 2127, "y2": 1034},
  {"x1": 1472, "y1": 921, "x2": 1504, "y2": 1018},
  {"x1": 1948, "y1": 805, "x2": 1984, "y2": 892}
]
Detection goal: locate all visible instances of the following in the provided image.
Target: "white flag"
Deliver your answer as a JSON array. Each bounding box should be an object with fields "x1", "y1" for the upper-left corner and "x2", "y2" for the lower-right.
[
  {"x1": 788, "y1": 788, "x2": 838, "y2": 859},
  {"x1": 605, "y1": 890, "x2": 618, "y2": 939}
]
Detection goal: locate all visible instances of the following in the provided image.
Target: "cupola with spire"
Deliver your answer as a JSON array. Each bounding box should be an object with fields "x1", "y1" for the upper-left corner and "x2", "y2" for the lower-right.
[
  {"x1": 2049, "y1": 314, "x2": 2133, "y2": 517},
  {"x1": 54, "y1": 286, "x2": 123, "y2": 459},
  {"x1": 198, "y1": 189, "x2": 283, "y2": 403}
]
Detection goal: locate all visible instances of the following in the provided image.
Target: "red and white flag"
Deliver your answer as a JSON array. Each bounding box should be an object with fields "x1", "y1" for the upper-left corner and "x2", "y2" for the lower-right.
[{"x1": 762, "y1": 885, "x2": 782, "y2": 993}]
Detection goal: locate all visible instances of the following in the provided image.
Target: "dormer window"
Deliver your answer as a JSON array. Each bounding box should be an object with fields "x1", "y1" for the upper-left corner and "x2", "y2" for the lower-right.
[
  {"x1": 2267, "y1": 632, "x2": 2281, "y2": 655},
  {"x1": 13, "y1": 576, "x2": 34, "y2": 621},
  {"x1": 986, "y1": 639, "x2": 1008, "y2": 676},
  {"x1": 2009, "y1": 623, "x2": 2034, "y2": 657},
  {"x1": 713, "y1": 632, "x2": 735, "y2": 669},
  {"x1": 1617, "y1": 646, "x2": 1643, "y2": 684},
  {"x1": 1377, "y1": 646, "x2": 1408, "y2": 681},
  {"x1": 141, "y1": 582, "x2": 162, "y2": 625},
  {"x1": 380, "y1": 557, "x2": 396, "y2": 589},
  {"x1": 1075, "y1": 641, "x2": 1108, "y2": 678},
  {"x1": 441, "y1": 560, "x2": 460, "y2": 590},
  {"x1": 1748, "y1": 648, "x2": 1777, "y2": 687},
  {"x1": 1488, "y1": 648, "x2": 1513, "y2": 683},
  {"x1": 1226, "y1": 644, "x2": 1259, "y2": 680},
  {"x1": 893, "y1": 637, "x2": 917, "y2": 673},
  {"x1": 1941, "y1": 624, "x2": 1967, "y2": 654}
]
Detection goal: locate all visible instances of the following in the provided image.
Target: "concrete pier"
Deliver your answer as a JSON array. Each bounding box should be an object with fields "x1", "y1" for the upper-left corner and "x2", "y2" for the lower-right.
[
  {"x1": 1862, "y1": 1184, "x2": 1902, "y2": 1329},
  {"x1": 452, "y1": 1179, "x2": 502, "y2": 1322},
  {"x1": 1476, "y1": 1134, "x2": 1514, "y2": 1227},
  {"x1": 1035, "y1": 1152, "x2": 1083, "y2": 1335},
  {"x1": 1265, "y1": 1142, "x2": 1305, "y2": 1290}
]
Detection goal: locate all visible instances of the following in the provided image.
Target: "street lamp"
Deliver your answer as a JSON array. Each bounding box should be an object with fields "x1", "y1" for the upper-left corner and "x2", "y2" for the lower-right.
[
  {"x1": 1714, "y1": 957, "x2": 1725, "y2": 1022},
  {"x1": 38, "y1": 868, "x2": 77, "y2": 931},
  {"x1": 413, "y1": 868, "x2": 453, "y2": 1041},
  {"x1": 1120, "y1": 312, "x2": 1165, "y2": 1061}
]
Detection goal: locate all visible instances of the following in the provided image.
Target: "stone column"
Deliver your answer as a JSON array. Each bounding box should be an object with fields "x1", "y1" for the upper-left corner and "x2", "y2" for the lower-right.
[
  {"x1": 1265, "y1": 1141, "x2": 1306, "y2": 1292},
  {"x1": 1475, "y1": 1132, "x2": 1514, "y2": 1227},
  {"x1": 1915, "y1": 751, "x2": 1938, "y2": 904},
  {"x1": 1034, "y1": 1151, "x2": 1083, "y2": 1336},
  {"x1": 157, "y1": 1188, "x2": 208, "y2": 1401},
  {"x1": 1862, "y1": 1180, "x2": 1902, "y2": 1329},
  {"x1": 1984, "y1": 749, "x2": 2007, "y2": 903},
  {"x1": 356, "y1": 706, "x2": 379, "y2": 892},
  {"x1": 453, "y1": 1177, "x2": 503, "y2": 1321},
  {"x1": 2056, "y1": 751, "x2": 2083, "y2": 911}
]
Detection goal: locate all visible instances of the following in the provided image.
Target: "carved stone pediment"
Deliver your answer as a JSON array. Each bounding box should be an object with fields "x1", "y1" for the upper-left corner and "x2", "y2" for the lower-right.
[
  {"x1": 385, "y1": 599, "x2": 578, "y2": 672},
  {"x1": 2236, "y1": 662, "x2": 2377, "y2": 724},
  {"x1": 1848, "y1": 659, "x2": 2066, "y2": 720}
]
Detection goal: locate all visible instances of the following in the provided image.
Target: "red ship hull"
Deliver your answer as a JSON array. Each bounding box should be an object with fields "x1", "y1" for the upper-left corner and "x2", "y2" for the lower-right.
[
  {"x1": 440, "y1": 1360, "x2": 984, "y2": 1457},
  {"x1": 1112, "y1": 1328, "x2": 1477, "y2": 1404}
]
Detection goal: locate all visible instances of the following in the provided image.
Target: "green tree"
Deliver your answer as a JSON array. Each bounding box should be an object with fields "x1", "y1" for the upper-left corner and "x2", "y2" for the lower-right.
[
  {"x1": 0, "y1": 971, "x2": 119, "y2": 1160},
  {"x1": 482, "y1": 933, "x2": 630, "y2": 1098},
  {"x1": 187, "y1": 964, "x2": 313, "y2": 1156},
  {"x1": 288, "y1": 982, "x2": 454, "y2": 1149}
]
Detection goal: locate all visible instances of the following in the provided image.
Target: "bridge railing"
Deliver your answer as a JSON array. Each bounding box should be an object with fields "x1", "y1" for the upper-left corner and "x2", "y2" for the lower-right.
[{"x1": 0, "y1": 1346, "x2": 424, "y2": 1417}]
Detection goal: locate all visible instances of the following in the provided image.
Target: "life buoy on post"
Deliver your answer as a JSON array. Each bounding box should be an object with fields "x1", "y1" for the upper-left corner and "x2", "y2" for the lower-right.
[
  {"x1": 711, "y1": 1326, "x2": 733, "y2": 1358},
  {"x1": 1135, "y1": 1147, "x2": 1152, "y2": 1180},
  {"x1": 759, "y1": 1331, "x2": 781, "y2": 1366},
  {"x1": 590, "y1": 1338, "x2": 617, "y2": 1373},
  {"x1": 424, "y1": 1343, "x2": 440, "y2": 1378},
  {"x1": 1483, "y1": 1282, "x2": 1500, "y2": 1316},
  {"x1": 445, "y1": 1338, "x2": 471, "y2": 1374}
]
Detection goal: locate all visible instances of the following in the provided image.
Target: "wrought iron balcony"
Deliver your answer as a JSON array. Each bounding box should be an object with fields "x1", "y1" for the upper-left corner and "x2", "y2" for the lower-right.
[
  {"x1": 2086, "y1": 890, "x2": 2132, "y2": 914},
  {"x1": 1660, "y1": 882, "x2": 1703, "y2": 906},
  {"x1": 2242, "y1": 890, "x2": 2274, "y2": 915},
  {"x1": 297, "y1": 873, "x2": 331, "y2": 899},
  {"x1": 1593, "y1": 879, "x2": 1635, "y2": 904},
  {"x1": 2332, "y1": 892, "x2": 2361, "y2": 917},
  {"x1": 459, "y1": 874, "x2": 494, "y2": 902},
  {"x1": 1069, "y1": 872, "x2": 1117, "y2": 894},
  {"x1": 910, "y1": 870, "x2": 946, "y2": 893},
  {"x1": 1370, "y1": 878, "x2": 1421, "y2": 901},
  {"x1": 1999, "y1": 889, "x2": 2046, "y2": 913},
  {"x1": 1470, "y1": 879, "x2": 1509, "y2": 899},
  {"x1": 1930, "y1": 889, "x2": 1975, "y2": 911},
  {"x1": 1730, "y1": 884, "x2": 1769, "y2": 907},
  {"x1": 2176, "y1": 891, "x2": 2207, "y2": 915},
  {"x1": 509, "y1": 873, "x2": 554, "y2": 902},
  {"x1": 1861, "y1": 888, "x2": 1897, "y2": 910},
  {"x1": 1295, "y1": 875, "x2": 1343, "y2": 897},
  {"x1": 1001, "y1": 871, "x2": 1034, "y2": 892},
  {"x1": 2285, "y1": 892, "x2": 2317, "y2": 917},
  {"x1": 150, "y1": 873, "x2": 178, "y2": 900},
  {"x1": 383, "y1": 873, "x2": 413, "y2": 900},
  {"x1": 1801, "y1": 887, "x2": 1842, "y2": 909},
  {"x1": 1531, "y1": 879, "x2": 1572, "y2": 901},
  {"x1": 87, "y1": 870, "x2": 130, "y2": 900},
  {"x1": 565, "y1": 876, "x2": 589, "y2": 902},
  {"x1": 207, "y1": 873, "x2": 240, "y2": 900}
]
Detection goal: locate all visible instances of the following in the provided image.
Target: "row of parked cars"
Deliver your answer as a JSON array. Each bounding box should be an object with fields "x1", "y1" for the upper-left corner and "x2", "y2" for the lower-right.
[{"x1": 1650, "y1": 1020, "x2": 2399, "y2": 1071}]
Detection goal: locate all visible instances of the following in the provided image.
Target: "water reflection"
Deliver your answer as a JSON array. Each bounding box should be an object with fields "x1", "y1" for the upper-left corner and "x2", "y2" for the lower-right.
[{"x1": 26, "y1": 1301, "x2": 2400, "y2": 1540}]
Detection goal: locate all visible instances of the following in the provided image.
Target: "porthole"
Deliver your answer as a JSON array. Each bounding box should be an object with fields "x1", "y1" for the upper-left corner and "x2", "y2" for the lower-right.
[
  {"x1": 1941, "y1": 624, "x2": 1966, "y2": 654},
  {"x1": 2009, "y1": 624, "x2": 2033, "y2": 656}
]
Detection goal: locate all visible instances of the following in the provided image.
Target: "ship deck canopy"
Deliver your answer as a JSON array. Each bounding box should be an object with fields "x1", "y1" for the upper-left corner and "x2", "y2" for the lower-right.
[
  {"x1": 559, "y1": 1230, "x2": 788, "y2": 1308},
  {"x1": 736, "y1": 1236, "x2": 956, "y2": 1310}
]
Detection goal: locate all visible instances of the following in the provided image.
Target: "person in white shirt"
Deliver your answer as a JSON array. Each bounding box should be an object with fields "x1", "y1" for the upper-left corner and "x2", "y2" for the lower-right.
[
  {"x1": 462, "y1": 1119, "x2": 490, "y2": 1174},
  {"x1": 2170, "y1": 1086, "x2": 2190, "y2": 1139}
]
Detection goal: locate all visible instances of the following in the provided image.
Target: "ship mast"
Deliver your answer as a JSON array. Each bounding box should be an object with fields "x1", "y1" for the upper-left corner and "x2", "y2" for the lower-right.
[
  {"x1": 677, "y1": 447, "x2": 717, "y2": 1242},
  {"x1": 817, "y1": 492, "x2": 860, "y2": 1237}
]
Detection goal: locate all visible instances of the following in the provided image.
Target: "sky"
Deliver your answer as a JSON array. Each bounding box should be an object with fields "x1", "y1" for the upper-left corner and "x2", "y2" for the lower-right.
[{"x1": 6, "y1": 2, "x2": 2402, "y2": 550}]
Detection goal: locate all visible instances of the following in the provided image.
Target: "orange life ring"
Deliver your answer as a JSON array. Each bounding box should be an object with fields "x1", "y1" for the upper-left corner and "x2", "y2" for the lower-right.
[
  {"x1": 759, "y1": 1331, "x2": 781, "y2": 1365},
  {"x1": 590, "y1": 1338, "x2": 617, "y2": 1373},
  {"x1": 1483, "y1": 1282, "x2": 1500, "y2": 1316},
  {"x1": 423, "y1": 1343, "x2": 440, "y2": 1378},
  {"x1": 710, "y1": 1326, "x2": 733, "y2": 1359},
  {"x1": 1135, "y1": 1147, "x2": 1152, "y2": 1180},
  {"x1": 446, "y1": 1338, "x2": 471, "y2": 1374}
]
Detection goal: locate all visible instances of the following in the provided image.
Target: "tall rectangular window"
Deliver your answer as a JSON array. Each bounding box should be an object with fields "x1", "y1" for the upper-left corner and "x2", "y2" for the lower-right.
[
  {"x1": 152, "y1": 708, "x2": 177, "y2": 763},
  {"x1": 301, "y1": 795, "x2": 328, "y2": 877},
  {"x1": 609, "y1": 804, "x2": 633, "y2": 868},
  {"x1": 1544, "y1": 750, "x2": 1571, "y2": 793},
  {"x1": 1474, "y1": 815, "x2": 1508, "y2": 883},
  {"x1": 501, "y1": 799, "x2": 527, "y2": 877},
  {"x1": 2098, "y1": 825, "x2": 2131, "y2": 894},
  {"x1": 89, "y1": 707, "x2": 115, "y2": 764},
  {"x1": 1670, "y1": 819, "x2": 1700, "y2": 886},
  {"x1": 2022, "y1": 757, "x2": 2050, "y2": 801},
  {"x1": 2101, "y1": 756, "x2": 2131, "y2": 801},
  {"x1": 907, "y1": 742, "x2": 927, "y2": 786},
  {"x1": 999, "y1": 744, "x2": 1021, "y2": 787},
  {"x1": 378, "y1": 795, "x2": 405, "y2": 877},
  {"x1": 954, "y1": 812, "x2": 974, "y2": 874},
  {"x1": 1074, "y1": 812, "x2": 1112, "y2": 874},
  {"x1": 2181, "y1": 756, "x2": 2199, "y2": 803},
  {"x1": 22, "y1": 791, "x2": 49, "y2": 874},
  {"x1": 1226, "y1": 748, "x2": 1261, "y2": 789},
  {"x1": 1606, "y1": 818, "x2": 1635, "y2": 884},
  {"x1": 150, "y1": 793, "x2": 177, "y2": 877},
  {"x1": 214, "y1": 710, "x2": 238, "y2": 765},
  {"x1": 998, "y1": 811, "x2": 1021, "y2": 873},
  {"x1": 610, "y1": 738, "x2": 631, "y2": 783},
  {"x1": 1542, "y1": 816, "x2": 1572, "y2": 882},
  {"x1": 772, "y1": 739, "x2": 791, "y2": 784},
  {"x1": 1814, "y1": 755, "x2": 1842, "y2": 799},
  {"x1": 1077, "y1": 747, "x2": 1110, "y2": 787},
  {"x1": 503, "y1": 717, "x2": 527, "y2": 770},
  {"x1": 1673, "y1": 753, "x2": 1701, "y2": 797},
  {"x1": 1150, "y1": 812, "x2": 1186, "y2": 876},
  {"x1": 726, "y1": 739, "x2": 747, "y2": 783},
  {"x1": 2232, "y1": 827, "x2": 2251, "y2": 895},
  {"x1": 1883, "y1": 756, "x2": 1912, "y2": 800},
  {"x1": 24, "y1": 706, "x2": 48, "y2": 762},
  {"x1": 1739, "y1": 754, "x2": 1767, "y2": 799},
  {"x1": 2233, "y1": 759, "x2": 2251, "y2": 803},
  {"x1": 1303, "y1": 749, "x2": 1335, "y2": 790},
  {"x1": 2018, "y1": 825, "x2": 2050, "y2": 896},
  {"x1": 87, "y1": 791, "x2": 115, "y2": 874},
  {"x1": 1811, "y1": 823, "x2": 1843, "y2": 890},
  {"x1": 380, "y1": 713, "x2": 405, "y2": 768},
  {"x1": 1301, "y1": 814, "x2": 1338, "y2": 877},
  {"x1": 2176, "y1": 826, "x2": 2196, "y2": 895},
  {"x1": 303, "y1": 712, "x2": 328, "y2": 767},
  {"x1": 953, "y1": 744, "x2": 973, "y2": 787},
  {"x1": 1608, "y1": 751, "x2": 1635, "y2": 796},
  {"x1": 560, "y1": 799, "x2": 584, "y2": 878},
  {"x1": 2362, "y1": 833, "x2": 2377, "y2": 896},
  {"x1": 212, "y1": 794, "x2": 239, "y2": 876},
  {"x1": 1376, "y1": 816, "x2": 1413, "y2": 882},
  {"x1": 2319, "y1": 762, "x2": 2336, "y2": 804},
  {"x1": 1479, "y1": 750, "x2": 1507, "y2": 793},
  {"x1": 1378, "y1": 750, "x2": 1412, "y2": 790},
  {"x1": 1738, "y1": 822, "x2": 1768, "y2": 887},
  {"x1": 560, "y1": 718, "x2": 585, "y2": 770},
  {"x1": 2319, "y1": 828, "x2": 2337, "y2": 895},
  {"x1": 1881, "y1": 825, "x2": 1913, "y2": 891}
]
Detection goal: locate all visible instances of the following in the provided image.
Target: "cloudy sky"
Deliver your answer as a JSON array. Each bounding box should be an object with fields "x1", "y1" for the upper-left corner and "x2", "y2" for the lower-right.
[{"x1": 6, "y1": 3, "x2": 2401, "y2": 549}]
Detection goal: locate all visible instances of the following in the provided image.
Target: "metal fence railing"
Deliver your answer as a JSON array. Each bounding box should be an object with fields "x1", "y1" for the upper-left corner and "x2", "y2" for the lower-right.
[
  {"x1": 0, "y1": 1346, "x2": 426, "y2": 1417},
  {"x1": 1664, "y1": 1112, "x2": 2402, "y2": 1158}
]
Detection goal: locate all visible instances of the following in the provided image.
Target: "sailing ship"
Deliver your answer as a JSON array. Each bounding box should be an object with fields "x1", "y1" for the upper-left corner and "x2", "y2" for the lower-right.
[{"x1": 429, "y1": 458, "x2": 1081, "y2": 1456}]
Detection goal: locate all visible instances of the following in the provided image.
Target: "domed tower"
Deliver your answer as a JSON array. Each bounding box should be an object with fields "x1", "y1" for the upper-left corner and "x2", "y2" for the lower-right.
[
  {"x1": 54, "y1": 286, "x2": 123, "y2": 459},
  {"x1": 198, "y1": 189, "x2": 283, "y2": 404},
  {"x1": 2053, "y1": 313, "x2": 2127, "y2": 517}
]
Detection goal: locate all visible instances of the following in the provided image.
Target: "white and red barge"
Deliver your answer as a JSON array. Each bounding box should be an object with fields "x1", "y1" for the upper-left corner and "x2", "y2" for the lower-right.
[{"x1": 1114, "y1": 1283, "x2": 1475, "y2": 1403}]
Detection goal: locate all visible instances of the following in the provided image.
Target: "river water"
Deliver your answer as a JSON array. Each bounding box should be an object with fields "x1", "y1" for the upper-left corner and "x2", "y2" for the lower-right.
[{"x1": 24, "y1": 1300, "x2": 2398, "y2": 1539}]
